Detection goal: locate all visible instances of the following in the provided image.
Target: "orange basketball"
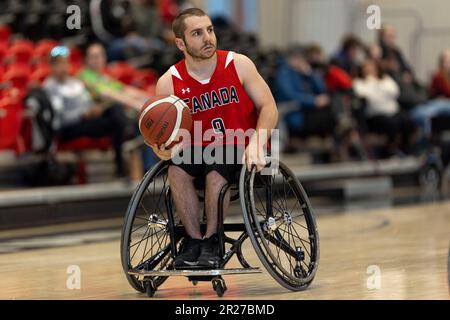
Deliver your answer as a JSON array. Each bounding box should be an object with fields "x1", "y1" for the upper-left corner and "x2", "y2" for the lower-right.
[{"x1": 138, "y1": 95, "x2": 192, "y2": 148}]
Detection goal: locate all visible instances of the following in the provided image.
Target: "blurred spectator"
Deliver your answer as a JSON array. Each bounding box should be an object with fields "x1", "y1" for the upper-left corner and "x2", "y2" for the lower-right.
[
  {"x1": 411, "y1": 49, "x2": 450, "y2": 140},
  {"x1": 379, "y1": 24, "x2": 411, "y2": 75},
  {"x1": 332, "y1": 35, "x2": 365, "y2": 77},
  {"x1": 354, "y1": 59, "x2": 415, "y2": 157},
  {"x1": 430, "y1": 48, "x2": 450, "y2": 98},
  {"x1": 43, "y1": 46, "x2": 127, "y2": 177},
  {"x1": 305, "y1": 44, "x2": 367, "y2": 160},
  {"x1": 89, "y1": 0, "x2": 165, "y2": 61},
  {"x1": 158, "y1": 0, "x2": 194, "y2": 25},
  {"x1": 274, "y1": 46, "x2": 335, "y2": 141},
  {"x1": 305, "y1": 44, "x2": 353, "y2": 93},
  {"x1": 89, "y1": 0, "x2": 130, "y2": 43},
  {"x1": 130, "y1": 0, "x2": 162, "y2": 38},
  {"x1": 106, "y1": 22, "x2": 165, "y2": 61},
  {"x1": 367, "y1": 43, "x2": 383, "y2": 63},
  {"x1": 79, "y1": 42, "x2": 151, "y2": 109},
  {"x1": 79, "y1": 42, "x2": 157, "y2": 174},
  {"x1": 377, "y1": 27, "x2": 427, "y2": 112}
]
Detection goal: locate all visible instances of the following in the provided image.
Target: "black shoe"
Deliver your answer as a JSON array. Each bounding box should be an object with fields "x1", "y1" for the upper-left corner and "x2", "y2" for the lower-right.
[
  {"x1": 197, "y1": 234, "x2": 221, "y2": 269},
  {"x1": 173, "y1": 237, "x2": 202, "y2": 269}
]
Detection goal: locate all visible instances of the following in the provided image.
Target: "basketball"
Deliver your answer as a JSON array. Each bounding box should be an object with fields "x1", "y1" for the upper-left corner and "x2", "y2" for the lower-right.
[{"x1": 138, "y1": 95, "x2": 192, "y2": 148}]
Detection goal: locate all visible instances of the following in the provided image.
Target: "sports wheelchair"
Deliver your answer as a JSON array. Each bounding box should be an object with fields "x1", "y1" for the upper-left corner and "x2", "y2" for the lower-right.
[
  {"x1": 120, "y1": 159, "x2": 319, "y2": 297},
  {"x1": 418, "y1": 115, "x2": 450, "y2": 199}
]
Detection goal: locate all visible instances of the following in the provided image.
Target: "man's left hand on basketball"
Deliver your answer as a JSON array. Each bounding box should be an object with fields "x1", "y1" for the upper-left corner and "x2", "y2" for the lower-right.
[{"x1": 151, "y1": 143, "x2": 182, "y2": 161}]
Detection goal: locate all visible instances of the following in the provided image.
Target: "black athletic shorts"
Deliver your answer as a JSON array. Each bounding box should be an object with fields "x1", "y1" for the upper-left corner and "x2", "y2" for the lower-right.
[{"x1": 170, "y1": 144, "x2": 245, "y2": 184}]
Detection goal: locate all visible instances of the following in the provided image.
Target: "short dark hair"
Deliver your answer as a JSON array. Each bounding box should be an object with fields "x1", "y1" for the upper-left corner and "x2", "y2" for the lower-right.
[
  {"x1": 85, "y1": 42, "x2": 105, "y2": 54},
  {"x1": 172, "y1": 8, "x2": 208, "y2": 39},
  {"x1": 286, "y1": 45, "x2": 306, "y2": 59},
  {"x1": 342, "y1": 35, "x2": 362, "y2": 53}
]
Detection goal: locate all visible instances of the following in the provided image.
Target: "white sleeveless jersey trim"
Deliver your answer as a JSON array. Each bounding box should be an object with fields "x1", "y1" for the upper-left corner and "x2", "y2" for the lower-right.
[
  {"x1": 170, "y1": 66, "x2": 183, "y2": 80},
  {"x1": 225, "y1": 51, "x2": 234, "y2": 68},
  {"x1": 165, "y1": 99, "x2": 188, "y2": 147},
  {"x1": 198, "y1": 78, "x2": 211, "y2": 85}
]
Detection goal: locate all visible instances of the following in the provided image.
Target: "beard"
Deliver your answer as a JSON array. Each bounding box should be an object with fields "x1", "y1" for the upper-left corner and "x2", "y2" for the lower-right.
[{"x1": 185, "y1": 40, "x2": 217, "y2": 60}]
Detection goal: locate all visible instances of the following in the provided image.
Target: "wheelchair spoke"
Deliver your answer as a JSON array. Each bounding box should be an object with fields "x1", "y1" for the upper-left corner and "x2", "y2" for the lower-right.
[
  {"x1": 281, "y1": 227, "x2": 295, "y2": 274},
  {"x1": 292, "y1": 219, "x2": 310, "y2": 231},
  {"x1": 253, "y1": 188, "x2": 267, "y2": 216},
  {"x1": 288, "y1": 200, "x2": 305, "y2": 219},
  {"x1": 140, "y1": 228, "x2": 151, "y2": 265},
  {"x1": 285, "y1": 224, "x2": 312, "y2": 259},
  {"x1": 141, "y1": 229, "x2": 168, "y2": 266},
  {"x1": 131, "y1": 221, "x2": 148, "y2": 233},
  {"x1": 267, "y1": 228, "x2": 295, "y2": 274},
  {"x1": 130, "y1": 226, "x2": 149, "y2": 262},
  {"x1": 129, "y1": 228, "x2": 165, "y2": 249}
]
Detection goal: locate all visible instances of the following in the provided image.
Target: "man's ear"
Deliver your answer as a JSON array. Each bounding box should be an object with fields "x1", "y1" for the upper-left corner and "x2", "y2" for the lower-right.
[{"x1": 174, "y1": 38, "x2": 185, "y2": 51}]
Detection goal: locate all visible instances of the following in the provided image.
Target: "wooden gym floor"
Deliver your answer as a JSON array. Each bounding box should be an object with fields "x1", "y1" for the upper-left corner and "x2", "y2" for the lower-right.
[{"x1": 0, "y1": 201, "x2": 449, "y2": 299}]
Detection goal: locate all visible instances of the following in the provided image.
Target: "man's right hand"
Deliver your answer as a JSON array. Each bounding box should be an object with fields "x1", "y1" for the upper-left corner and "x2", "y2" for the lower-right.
[
  {"x1": 84, "y1": 105, "x2": 104, "y2": 119},
  {"x1": 150, "y1": 143, "x2": 182, "y2": 161},
  {"x1": 315, "y1": 94, "x2": 330, "y2": 108}
]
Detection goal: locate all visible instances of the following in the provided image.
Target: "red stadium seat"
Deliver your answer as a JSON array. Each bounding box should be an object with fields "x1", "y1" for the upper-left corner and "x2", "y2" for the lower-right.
[
  {"x1": 69, "y1": 63, "x2": 83, "y2": 76},
  {"x1": 0, "y1": 97, "x2": 25, "y2": 153},
  {"x1": 66, "y1": 47, "x2": 84, "y2": 76},
  {"x1": 132, "y1": 68, "x2": 158, "y2": 89},
  {"x1": 33, "y1": 39, "x2": 59, "y2": 64},
  {"x1": 0, "y1": 87, "x2": 22, "y2": 101},
  {"x1": 0, "y1": 25, "x2": 11, "y2": 44},
  {"x1": 5, "y1": 40, "x2": 35, "y2": 65},
  {"x1": 58, "y1": 137, "x2": 112, "y2": 152},
  {"x1": 58, "y1": 137, "x2": 112, "y2": 184},
  {"x1": 107, "y1": 62, "x2": 135, "y2": 85},
  {"x1": 69, "y1": 46, "x2": 83, "y2": 66},
  {"x1": 2, "y1": 65, "x2": 31, "y2": 92},
  {"x1": 30, "y1": 64, "x2": 51, "y2": 84},
  {"x1": 0, "y1": 42, "x2": 8, "y2": 64}
]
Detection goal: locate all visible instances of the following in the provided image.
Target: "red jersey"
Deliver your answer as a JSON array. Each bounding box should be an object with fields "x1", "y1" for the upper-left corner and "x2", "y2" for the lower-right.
[{"x1": 170, "y1": 50, "x2": 257, "y2": 146}]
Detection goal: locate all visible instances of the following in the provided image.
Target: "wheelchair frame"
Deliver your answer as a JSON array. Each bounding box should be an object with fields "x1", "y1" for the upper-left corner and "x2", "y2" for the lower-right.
[{"x1": 121, "y1": 159, "x2": 320, "y2": 297}]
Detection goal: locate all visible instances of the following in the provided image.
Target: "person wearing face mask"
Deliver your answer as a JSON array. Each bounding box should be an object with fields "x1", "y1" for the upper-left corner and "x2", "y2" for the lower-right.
[
  {"x1": 332, "y1": 35, "x2": 366, "y2": 78},
  {"x1": 305, "y1": 44, "x2": 367, "y2": 161}
]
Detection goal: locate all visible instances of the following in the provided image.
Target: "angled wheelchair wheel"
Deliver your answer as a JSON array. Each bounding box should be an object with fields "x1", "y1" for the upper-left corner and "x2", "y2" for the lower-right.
[
  {"x1": 121, "y1": 161, "x2": 177, "y2": 293},
  {"x1": 240, "y1": 161, "x2": 320, "y2": 291}
]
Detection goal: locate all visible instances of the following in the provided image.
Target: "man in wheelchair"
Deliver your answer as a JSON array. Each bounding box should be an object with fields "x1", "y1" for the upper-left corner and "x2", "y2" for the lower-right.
[{"x1": 149, "y1": 8, "x2": 278, "y2": 269}]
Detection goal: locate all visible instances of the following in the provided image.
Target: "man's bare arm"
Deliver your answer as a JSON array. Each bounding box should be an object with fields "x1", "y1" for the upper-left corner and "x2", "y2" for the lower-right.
[
  {"x1": 155, "y1": 70, "x2": 174, "y2": 96},
  {"x1": 234, "y1": 53, "x2": 279, "y2": 170}
]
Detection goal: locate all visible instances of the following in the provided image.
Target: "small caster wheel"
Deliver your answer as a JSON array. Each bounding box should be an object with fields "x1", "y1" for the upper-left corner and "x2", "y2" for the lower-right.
[
  {"x1": 294, "y1": 265, "x2": 307, "y2": 278},
  {"x1": 192, "y1": 280, "x2": 198, "y2": 286},
  {"x1": 212, "y1": 277, "x2": 227, "y2": 297},
  {"x1": 145, "y1": 280, "x2": 156, "y2": 297}
]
